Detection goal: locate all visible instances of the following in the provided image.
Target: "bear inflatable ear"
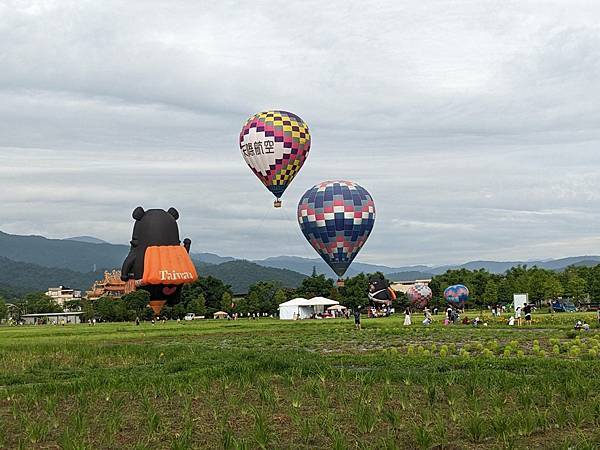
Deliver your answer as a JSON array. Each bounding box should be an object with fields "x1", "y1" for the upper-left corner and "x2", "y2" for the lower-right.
[
  {"x1": 168, "y1": 207, "x2": 179, "y2": 220},
  {"x1": 132, "y1": 206, "x2": 145, "y2": 220}
]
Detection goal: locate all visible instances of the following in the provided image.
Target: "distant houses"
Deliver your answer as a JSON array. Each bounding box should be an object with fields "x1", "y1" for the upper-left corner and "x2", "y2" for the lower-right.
[
  {"x1": 41, "y1": 270, "x2": 133, "y2": 315},
  {"x1": 45, "y1": 286, "x2": 82, "y2": 307}
]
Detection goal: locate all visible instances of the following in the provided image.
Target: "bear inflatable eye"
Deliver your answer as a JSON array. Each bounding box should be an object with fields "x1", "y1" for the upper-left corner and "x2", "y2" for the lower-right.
[
  {"x1": 132, "y1": 206, "x2": 145, "y2": 220},
  {"x1": 168, "y1": 207, "x2": 179, "y2": 220}
]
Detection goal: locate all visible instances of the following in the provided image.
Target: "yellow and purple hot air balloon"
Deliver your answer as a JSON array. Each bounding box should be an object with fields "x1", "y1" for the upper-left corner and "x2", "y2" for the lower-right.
[
  {"x1": 240, "y1": 110, "x2": 310, "y2": 207},
  {"x1": 297, "y1": 180, "x2": 375, "y2": 285}
]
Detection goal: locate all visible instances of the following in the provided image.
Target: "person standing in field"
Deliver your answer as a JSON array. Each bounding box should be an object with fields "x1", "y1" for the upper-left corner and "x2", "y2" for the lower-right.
[
  {"x1": 515, "y1": 306, "x2": 522, "y2": 326},
  {"x1": 353, "y1": 306, "x2": 362, "y2": 330},
  {"x1": 524, "y1": 303, "x2": 532, "y2": 325},
  {"x1": 424, "y1": 308, "x2": 432, "y2": 323},
  {"x1": 404, "y1": 307, "x2": 412, "y2": 326}
]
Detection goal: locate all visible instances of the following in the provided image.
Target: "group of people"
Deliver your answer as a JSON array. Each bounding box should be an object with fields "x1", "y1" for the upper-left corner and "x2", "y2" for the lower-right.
[
  {"x1": 367, "y1": 306, "x2": 392, "y2": 318},
  {"x1": 574, "y1": 320, "x2": 591, "y2": 331},
  {"x1": 403, "y1": 307, "x2": 434, "y2": 326},
  {"x1": 508, "y1": 303, "x2": 534, "y2": 326}
]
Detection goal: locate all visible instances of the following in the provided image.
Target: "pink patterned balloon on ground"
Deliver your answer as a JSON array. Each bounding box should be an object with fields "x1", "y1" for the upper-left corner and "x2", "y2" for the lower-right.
[{"x1": 407, "y1": 283, "x2": 432, "y2": 308}]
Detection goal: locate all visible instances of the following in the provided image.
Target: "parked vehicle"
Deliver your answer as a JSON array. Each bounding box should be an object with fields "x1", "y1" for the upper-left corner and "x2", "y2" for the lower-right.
[
  {"x1": 551, "y1": 299, "x2": 577, "y2": 312},
  {"x1": 184, "y1": 313, "x2": 204, "y2": 321}
]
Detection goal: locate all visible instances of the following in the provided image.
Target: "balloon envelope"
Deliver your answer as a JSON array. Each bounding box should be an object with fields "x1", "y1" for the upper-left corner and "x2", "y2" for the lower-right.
[
  {"x1": 407, "y1": 283, "x2": 432, "y2": 308},
  {"x1": 240, "y1": 110, "x2": 310, "y2": 201},
  {"x1": 297, "y1": 180, "x2": 375, "y2": 277},
  {"x1": 444, "y1": 284, "x2": 469, "y2": 304}
]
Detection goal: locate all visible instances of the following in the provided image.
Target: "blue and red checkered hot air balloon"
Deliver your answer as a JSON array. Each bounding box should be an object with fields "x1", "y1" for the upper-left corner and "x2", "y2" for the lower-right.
[
  {"x1": 444, "y1": 284, "x2": 469, "y2": 305},
  {"x1": 297, "y1": 180, "x2": 375, "y2": 284},
  {"x1": 240, "y1": 110, "x2": 311, "y2": 207},
  {"x1": 407, "y1": 283, "x2": 432, "y2": 309}
]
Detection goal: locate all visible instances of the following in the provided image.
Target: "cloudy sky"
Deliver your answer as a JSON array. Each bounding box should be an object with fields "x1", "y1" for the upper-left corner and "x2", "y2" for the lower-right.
[{"x1": 1, "y1": 0, "x2": 600, "y2": 267}]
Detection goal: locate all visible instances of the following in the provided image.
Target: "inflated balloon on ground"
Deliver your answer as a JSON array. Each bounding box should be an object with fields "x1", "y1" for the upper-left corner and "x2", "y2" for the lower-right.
[
  {"x1": 444, "y1": 284, "x2": 469, "y2": 305},
  {"x1": 407, "y1": 283, "x2": 433, "y2": 308},
  {"x1": 240, "y1": 110, "x2": 310, "y2": 207},
  {"x1": 121, "y1": 207, "x2": 198, "y2": 314},
  {"x1": 297, "y1": 180, "x2": 375, "y2": 283}
]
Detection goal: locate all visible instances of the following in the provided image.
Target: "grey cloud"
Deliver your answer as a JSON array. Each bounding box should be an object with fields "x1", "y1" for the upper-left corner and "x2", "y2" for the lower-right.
[{"x1": 1, "y1": 1, "x2": 600, "y2": 267}]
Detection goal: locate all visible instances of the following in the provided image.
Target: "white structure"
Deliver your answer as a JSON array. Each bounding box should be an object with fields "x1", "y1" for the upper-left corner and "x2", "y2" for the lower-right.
[
  {"x1": 278, "y1": 297, "x2": 339, "y2": 320},
  {"x1": 21, "y1": 312, "x2": 83, "y2": 325},
  {"x1": 45, "y1": 286, "x2": 82, "y2": 307},
  {"x1": 278, "y1": 298, "x2": 312, "y2": 320},
  {"x1": 305, "y1": 297, "x2": 339, "y2": 314},
  {"x1": 513, "y1": 293, "x2": 529, "y2": 312}
]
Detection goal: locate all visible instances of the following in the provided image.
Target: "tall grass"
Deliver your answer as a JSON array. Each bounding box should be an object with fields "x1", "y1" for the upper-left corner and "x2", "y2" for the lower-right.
[{"x1": 0, "y1": 315, "x2": 598, "y2": 448}]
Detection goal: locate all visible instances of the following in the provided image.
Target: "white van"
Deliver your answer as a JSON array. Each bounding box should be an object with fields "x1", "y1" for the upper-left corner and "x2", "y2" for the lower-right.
[{"x1": 184, "y1": 313, "x2": 204, "y2": 321}]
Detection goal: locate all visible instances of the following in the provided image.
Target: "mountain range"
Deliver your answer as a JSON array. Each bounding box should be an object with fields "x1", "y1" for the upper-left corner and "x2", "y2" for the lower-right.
[
  {"x1": 253, "y1": 255, "x2": 600, "y2": 277},
  {"x1": 0, "y1": 230, "x2": 598, "y2": 297}
]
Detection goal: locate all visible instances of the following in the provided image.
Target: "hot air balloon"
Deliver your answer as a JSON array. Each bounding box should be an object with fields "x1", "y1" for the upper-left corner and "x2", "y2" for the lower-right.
[
  {"x1": 240, "y1": 110, "x2": 310, "y2": 207},
  {"x1": 444, "y1": 284, "x2": 469, "y2": 305},
  {"x1": 121, "y1": 207, "x2": 198, "y2": 315},
  {"x1": 407, "y1": 283, "x2": 432, "y2": 309},
  {"x1": 297, "y1": 180, "x2": 375, "y2": 285},
  {"x1": 368, "y1": 274, "x2": 396, "y2": 305}
]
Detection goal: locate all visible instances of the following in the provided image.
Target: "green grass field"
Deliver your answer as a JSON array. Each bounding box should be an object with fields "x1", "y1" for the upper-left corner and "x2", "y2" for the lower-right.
[{"x1": 1, "y1": 312, "x2": 599, "y2": 449}]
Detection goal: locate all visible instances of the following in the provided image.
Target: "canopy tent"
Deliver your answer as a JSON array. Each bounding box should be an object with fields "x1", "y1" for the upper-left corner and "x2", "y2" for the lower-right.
[
  {"x1": 278, "y1": 298, "x2": 313, "y2": 320},
  {"x1": 305, "y1": 297, "x2": 339, "y2": 314},
  {"x1": 327, "y1": 304, "x2": 347, "y2": 311},
  {"x1": 213, "y1": 311, "x2": 228, "y2": 319},
  {"x1": 305, "y1": 297, "x2": 338, "y2": 306},
  {"x1": 278, "y1": 297, "x2": 340, "y2": 320}
]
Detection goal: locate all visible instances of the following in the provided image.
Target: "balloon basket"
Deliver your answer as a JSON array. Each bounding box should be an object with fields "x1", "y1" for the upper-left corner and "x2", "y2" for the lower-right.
[
  {"x1": 336, "y1": 279, "x2": 345, "y2": 287},
  {"x1": 273, "y1": 199, "x2": 282, "y2": 208},
  {"x1": 148, "y1": 300, "x2": 167, "y2": 316}
]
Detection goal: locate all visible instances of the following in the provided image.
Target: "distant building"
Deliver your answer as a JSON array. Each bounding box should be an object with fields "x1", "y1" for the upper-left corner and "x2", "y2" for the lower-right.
[
  {"x1": 45, "y1": 286, "x2": 82, "y2": 307},
  {"x1": 21, "y1": 312, "x2": 83, "y2": 325},
  {"x1": 86, "y1": 270, "x2": 134, "y2": 300},
  {"x1": 390, "y1": 279, "x2": 432, "y2": 294}
]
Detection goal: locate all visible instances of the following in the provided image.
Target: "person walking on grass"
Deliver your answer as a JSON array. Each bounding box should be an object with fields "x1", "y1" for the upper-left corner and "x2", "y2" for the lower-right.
[
  {"x1": 353, "y1": 306, "x2": 362, "y2": 330},
  {"x1": 404, "y1": 307, "x2": 412, "y2": 326}
]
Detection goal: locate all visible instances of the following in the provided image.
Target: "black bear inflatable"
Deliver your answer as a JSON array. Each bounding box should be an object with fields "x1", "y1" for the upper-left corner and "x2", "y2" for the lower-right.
[
  {"x1": 121, "y1": 207, "x2": 197, "y2": 314},
  {"x1": 367, "y1": 274, "x2": 396, "y2": 305}
]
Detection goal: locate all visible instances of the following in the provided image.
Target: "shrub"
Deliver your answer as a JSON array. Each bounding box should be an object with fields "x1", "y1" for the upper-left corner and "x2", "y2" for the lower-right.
[{"x1": 482, "y1": 349, "x2": 494, "y2": 358}]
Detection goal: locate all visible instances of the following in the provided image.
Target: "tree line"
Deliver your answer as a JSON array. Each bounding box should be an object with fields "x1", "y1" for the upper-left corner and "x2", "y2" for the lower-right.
[{"x1": 1, "y1": 264, "x2": 598, "y2": 322}]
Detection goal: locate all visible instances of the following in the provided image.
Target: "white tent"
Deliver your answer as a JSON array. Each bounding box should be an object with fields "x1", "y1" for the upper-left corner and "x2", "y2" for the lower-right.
[
  {"x1": 327, "y1": 304, "x2": 347, "y2": 311},
  {"x1": 278, "y1": 297, "x2": 341, "y2": 320},
  {"x1": 306, "y1": 297, "x2": 339, "y2": 314},
  {"x1": 306, "y1": 297, "x2": 339, "y2": 306},
  {"x1": 278, "y1": 298, "x2": 312, "y2": 320}
]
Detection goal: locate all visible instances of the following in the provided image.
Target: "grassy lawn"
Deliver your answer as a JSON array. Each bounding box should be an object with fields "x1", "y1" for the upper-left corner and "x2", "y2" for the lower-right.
[{"x1": 0, "y1": 312, "x2": 599, "y2": 449}]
